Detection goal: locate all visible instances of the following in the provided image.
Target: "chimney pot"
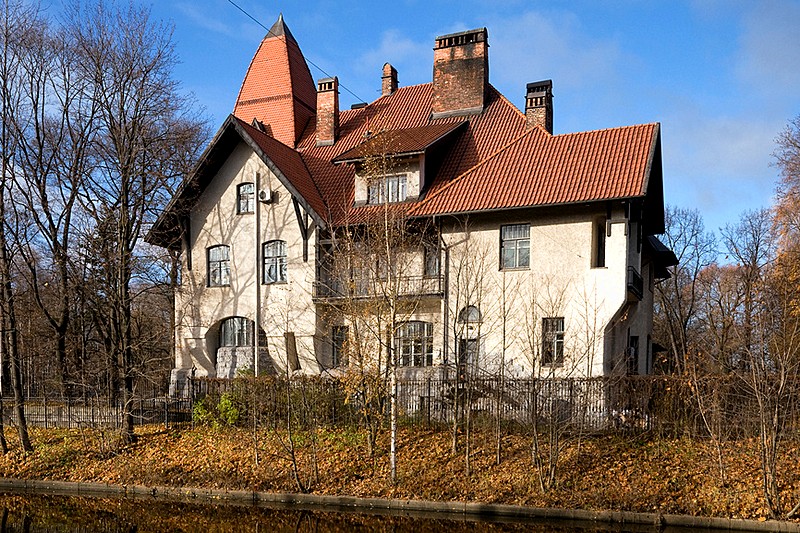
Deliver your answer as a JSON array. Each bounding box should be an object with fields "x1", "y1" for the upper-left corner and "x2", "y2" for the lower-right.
[
  {"x1": 431, "y1": 28, "x2": 489, "y2": 118},
  {"x1": 382, "y1": 63, "x2": 398, "y2": 97},
  {"x1": 316, "y1": 77, "x2": 339, "y2": 146},
  {"x1": 525, "y1": 80, "x2": 553, "y2": 133}
]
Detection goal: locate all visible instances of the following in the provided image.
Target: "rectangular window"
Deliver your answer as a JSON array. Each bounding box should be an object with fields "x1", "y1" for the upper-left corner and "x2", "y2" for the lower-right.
[
  {"x1": 331, "y1": 326, "x2": 348, "y2": 367},
  {"x1": 627, "y1": 335, "x2": 639, "y2": 375},
  {"x1": 424, "y1": 242, "x2": 440, "y2": 277},
  {"x1": 263, "y1": 240, "x2": 287, "y2": 283},
  {"x1": 395, "y1": 321, "x2": 434, "y2": 367},
  {"x1": 207, "y1": 245, "x2": 230, "y2": 286},
  {"x1": 501, "y1": 224, "x2": 530, "y2": 269},
  {"x1": 593, "y1": 219, "x2": 606, "y2": 268},
  {"x1": 237, "y1": 183, "x2": 255, "y2": 214},
  {"x1": 367, "y1": 174, "x2": 407, "y2": 205},
  {"x1": 542, "y1": 317, "x2": 564, "y2": 366}
]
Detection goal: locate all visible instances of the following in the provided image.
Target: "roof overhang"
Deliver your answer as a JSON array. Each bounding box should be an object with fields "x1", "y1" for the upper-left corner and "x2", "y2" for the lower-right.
[
  {"x1": 332, "y1": 122, "x2": 466, "y2": 165},
  {"x1": 146, "y1": 115, "x2": 326, "y2": 249}
]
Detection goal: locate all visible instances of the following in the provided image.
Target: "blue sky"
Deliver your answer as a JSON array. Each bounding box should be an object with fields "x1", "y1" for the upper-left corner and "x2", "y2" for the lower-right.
[{"x1": 143, "y1": 0, "x2": 800, "y2": 235}]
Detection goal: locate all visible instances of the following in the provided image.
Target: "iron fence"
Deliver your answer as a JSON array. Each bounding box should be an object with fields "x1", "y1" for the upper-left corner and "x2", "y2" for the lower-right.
[{"x1": 3, "y1": 374, "x2": 798, "y2": 435}]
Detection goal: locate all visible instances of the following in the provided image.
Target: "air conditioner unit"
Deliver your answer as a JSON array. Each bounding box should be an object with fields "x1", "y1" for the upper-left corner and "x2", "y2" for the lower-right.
[{"x1": 258, "y1": 189, "x2": 272, "y2": 203}]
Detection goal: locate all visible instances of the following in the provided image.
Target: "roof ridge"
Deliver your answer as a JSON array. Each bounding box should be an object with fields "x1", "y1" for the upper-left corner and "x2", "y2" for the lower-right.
[
  {"x1": 412, "y1": 127, "x2": 540, "y2": 214},
  {"x1": 489, "y1": 84, "x2": 525, "y2": 120},
  {"x1": 552, "y1": 122, "x2": 658, "y2": 139}
]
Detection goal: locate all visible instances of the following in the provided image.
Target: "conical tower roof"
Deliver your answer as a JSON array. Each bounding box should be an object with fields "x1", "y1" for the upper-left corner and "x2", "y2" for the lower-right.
[{"x1": 233, "y1": 14, "x2": 316, "y2": 147}]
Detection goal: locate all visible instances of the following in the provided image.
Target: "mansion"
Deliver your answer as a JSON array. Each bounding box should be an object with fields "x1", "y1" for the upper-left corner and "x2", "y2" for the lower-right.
[{"x1": 146, "y1": 16, "x2": 677, "y2": 390}]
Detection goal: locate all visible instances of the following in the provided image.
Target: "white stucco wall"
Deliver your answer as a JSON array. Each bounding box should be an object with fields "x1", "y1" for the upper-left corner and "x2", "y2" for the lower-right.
[{"x1": 174, "y1": 142, "x2": 320, "y2": 377}]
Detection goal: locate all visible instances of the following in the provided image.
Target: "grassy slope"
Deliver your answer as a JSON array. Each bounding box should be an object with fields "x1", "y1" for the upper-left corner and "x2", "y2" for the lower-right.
[{"x1": 0, "y1": 425, "x2": 798, "y2": 521}]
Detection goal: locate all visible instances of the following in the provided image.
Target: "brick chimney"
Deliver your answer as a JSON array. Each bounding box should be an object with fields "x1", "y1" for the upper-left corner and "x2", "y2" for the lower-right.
[
  {"x1": 525, "y1": 80, "x2": 553, "y2": 133},
  {"x1": 382, "y1": 63, "x2": 398, "y2": 97},
  {"x1": 432, "y1": 28, "x2": 488, "y2": 118},
  {"x1": 316, "y1": 77, "x2": 339, "y2": 146}
]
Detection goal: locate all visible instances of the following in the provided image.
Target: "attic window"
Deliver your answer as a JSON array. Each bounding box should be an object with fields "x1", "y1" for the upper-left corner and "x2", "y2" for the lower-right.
[
  {"x1": 237, "y1": 183, "x2": 255, "y2": 214},
  {"x1": 367, "y1": 174, "x2": 407, "y2": 205}
]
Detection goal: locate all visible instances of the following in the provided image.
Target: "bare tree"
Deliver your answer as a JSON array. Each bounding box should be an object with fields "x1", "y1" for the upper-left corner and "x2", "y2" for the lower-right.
[
  {"x1": 5, "y1": 11, "x2": 98, "y2": 397},
  {"x1": 0, "y1": 0, "x2": 36, "y2": 452},
  {"x1": 70, "y1": 1, "x2": 205, "y2": 441},
  {"x1": 654, "y1": 206, "x2": 717, "y2": 374}
]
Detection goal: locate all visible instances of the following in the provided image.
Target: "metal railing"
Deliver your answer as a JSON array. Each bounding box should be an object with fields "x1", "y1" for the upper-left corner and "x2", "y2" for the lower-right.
[
  {"x1": 313, "y1": 274, "x2": 444, "y2": 300},
  {"x1": 627, "y1": 266, "x2": 643, "y2": 300}
]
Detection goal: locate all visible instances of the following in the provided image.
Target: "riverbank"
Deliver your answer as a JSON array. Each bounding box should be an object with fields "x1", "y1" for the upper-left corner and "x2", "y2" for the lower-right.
[{"x1": 0, "y1": 425, "x2": 798, "y2": 524}]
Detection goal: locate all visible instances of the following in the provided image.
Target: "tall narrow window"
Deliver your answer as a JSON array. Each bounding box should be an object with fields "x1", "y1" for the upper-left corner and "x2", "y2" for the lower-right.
[
  {"x1": 237, "y1": 183, "x2": 255, "y2": 214},
  {"x1": 424, "y1": 242, "x2": 440, "y2": 277},
  {"x1": 501, "y1": 224, "x2": 530, "y2": 269},
  {"x1": 263, "y1": 240, "x2": 287, "y2": 283},
  {"x1": 331, "y1": 326, "x2": 348, "y2": 367},
  {"x1": 542, "y1": 317, "x2": 564, "y2": 366},
  {"x1": 627, "y1": 335, "x2": 639, "y2": 375},
  {"x1": 367, "y1": 174, "x2": 407, "y2": 204},
  {"x1": 593, "y1": 219, "x2": 606, "y2": 268},
  {"x1": 207, "y1": 245, "x2": 230, "y2": 286},
  {"x1": 395, "y1": 321, "x2": 434, "y2": 367}
]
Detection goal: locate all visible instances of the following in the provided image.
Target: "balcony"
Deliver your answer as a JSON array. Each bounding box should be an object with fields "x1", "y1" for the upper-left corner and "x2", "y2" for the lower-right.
[
  {"x1": 627, "y1": 266, "x2": 643, "y2": 301},
  {"x1": 313, "y1": 274, "x2": 444, "y2": 301}
]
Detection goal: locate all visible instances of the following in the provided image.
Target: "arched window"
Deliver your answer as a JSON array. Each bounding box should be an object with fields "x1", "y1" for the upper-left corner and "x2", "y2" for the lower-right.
[
  {"x1": 458, "y1": 305, "x2": 482, "y2": 324},
  {"x1": 395, "y1": 321, "x2": 434, "y2": 367},
  {"x1": 263, "y1": 240, "x2": 287, "y2": 283},
  {"x1": 219, "y1": 317, "x2": 252, "y2": 347},
  {"x1": 207, "y1": 245, "x2": 230, "y2": 286}
]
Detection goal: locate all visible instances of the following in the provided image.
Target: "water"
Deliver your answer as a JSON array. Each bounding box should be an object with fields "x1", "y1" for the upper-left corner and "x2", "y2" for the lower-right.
[{"x1": 0, "y1": 493, "x2": 726, "y2": 532}]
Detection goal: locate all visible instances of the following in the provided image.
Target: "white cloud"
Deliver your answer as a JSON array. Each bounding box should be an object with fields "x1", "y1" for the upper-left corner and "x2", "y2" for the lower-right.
[
  {"x1": 486, "y1": 11, "x2": 629, "y2": 93},
  {"x1": 355, "y1": 29, "x2": 432, "y2": 87}
]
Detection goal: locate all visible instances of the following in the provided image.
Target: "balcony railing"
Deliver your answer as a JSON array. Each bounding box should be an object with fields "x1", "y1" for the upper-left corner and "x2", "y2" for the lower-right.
[
  {"x1": 627, "y1": 266, "x2": 643, "y2": 301},
  {"x1": 313, "y1": 274, "x2": 444, "y2": 300}
]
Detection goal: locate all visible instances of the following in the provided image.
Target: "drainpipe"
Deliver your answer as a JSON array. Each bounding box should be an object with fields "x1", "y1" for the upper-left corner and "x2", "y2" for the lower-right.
[{"x1": 254, "y1": 170, "x2": 260, "y2": 377}]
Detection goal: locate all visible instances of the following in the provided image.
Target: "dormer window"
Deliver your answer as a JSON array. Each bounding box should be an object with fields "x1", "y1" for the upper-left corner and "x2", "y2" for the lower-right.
[{"x1": 367, "y1": 174, "x2": 407, "y2": 205}]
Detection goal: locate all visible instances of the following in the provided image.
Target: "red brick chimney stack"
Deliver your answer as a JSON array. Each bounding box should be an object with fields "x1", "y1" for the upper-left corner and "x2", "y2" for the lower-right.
[
  {"x1": 316, "y1": 77, "x2": 339, "y2": 146},
  {"x1": 382, "y1": 63, "x2": 398, "y2": 97},
  {"x1": 525, "y1": 80, "x2": 553, "y2": 133},
  {"x1": 431, "y1": 28, "x2": 489, "y2": 118}
]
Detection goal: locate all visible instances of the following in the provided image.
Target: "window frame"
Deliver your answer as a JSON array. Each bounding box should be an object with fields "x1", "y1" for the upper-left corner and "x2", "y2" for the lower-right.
[
  {"x1": 262, "y1": 240, "x2": 287, "y2": 284},
  {"x1": 207, "y1": 245, "x2": 231, "y2": 287},
  {"x1": 500, "y1": 223, "x2": 530, "y2": 270},
  {"x1": 541, "y1": 317, "x2": 564, "y2": 367},
  {"x1": 219, "y1": 317, "x2": 252, "y2": 347},
  {"x1": 367, "y1": 174, "x2": 408, "y2": 205},
  {"x1": 237, "y1": 182, "x2": 255, "y2": 214},
  {"x1": 395, "y1": 321, "x2": 434, "y2": 367},
  {"x1": 331, "y1": 325, "x2": 348, "y2": 368},
  {"x1": 592, "y1": 218, "x2": 607, "y2": 268},
  {"x1": 423, "y1": 241, "x2": 440, "y2": 278}
]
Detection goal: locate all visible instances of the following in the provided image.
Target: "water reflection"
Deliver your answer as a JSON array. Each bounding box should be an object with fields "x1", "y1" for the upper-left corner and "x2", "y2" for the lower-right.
[{"x1": 0, "y1": 493, "x2": 725, "y2": 532}]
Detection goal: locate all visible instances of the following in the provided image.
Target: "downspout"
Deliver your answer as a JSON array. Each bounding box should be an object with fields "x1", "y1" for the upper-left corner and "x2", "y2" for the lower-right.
[{"x1": 254, "y1": 171, "x2": 261, "y2": 377}]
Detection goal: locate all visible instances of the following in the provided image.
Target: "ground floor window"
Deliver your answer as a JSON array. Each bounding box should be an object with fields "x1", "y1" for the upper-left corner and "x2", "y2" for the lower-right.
[
  {"x1": 542, "y1": 317, "x2": 564, "y2": 366},
  {"x1": 331, "y1": 326, "x2": 348, "y2": 367},
  {"x1": 395, "y1": 321, "x2": 433, "y2": 367},
  {"x1": 219, "y1": 317, "x2": 253, "y2": 347}
]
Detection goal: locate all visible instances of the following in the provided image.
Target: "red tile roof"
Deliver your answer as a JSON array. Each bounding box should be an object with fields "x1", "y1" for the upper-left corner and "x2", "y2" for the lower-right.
[
  {"x1": 332, "y1": 122, "x2": 466, "y2": 163},
  {"x1": 233, "y1": 15, "x2": 316, "y2": 147},
  {"x1": 148, "y1": 17, "x2": 663, "y2": 247},
  {"x1": 411, "y1": 123, "x2": 660, "y2": 216}
]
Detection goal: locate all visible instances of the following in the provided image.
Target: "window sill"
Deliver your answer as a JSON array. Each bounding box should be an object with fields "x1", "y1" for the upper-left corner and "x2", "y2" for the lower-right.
[
  {"x1": 207, "y1": 284, "x2": 231, "y2": 288},
  {"x1": 500, "y1": 267, "x2": 530, "y2": 272},
  {"x1": 263, "y1": 280, "x2": 289, "y2": 286}
]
